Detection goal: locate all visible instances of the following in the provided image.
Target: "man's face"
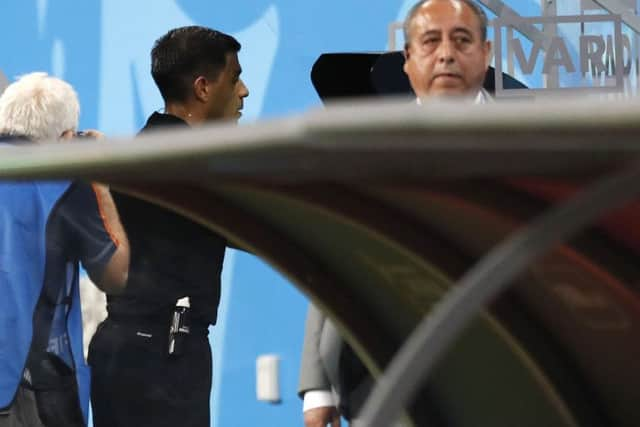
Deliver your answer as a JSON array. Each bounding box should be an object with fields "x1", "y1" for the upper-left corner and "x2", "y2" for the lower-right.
[
  {"x1": 403, "y1": 0, "x2": 491, "y2": 98},
  {"x1": 205, "y1": 52, "x2": 249, "y2": 122}
]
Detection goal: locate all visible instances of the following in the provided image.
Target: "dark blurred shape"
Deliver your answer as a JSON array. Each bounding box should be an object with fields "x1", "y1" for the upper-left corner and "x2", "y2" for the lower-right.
[{"x1": 311, "y1": 53, "x2": 380, "y2": 101}]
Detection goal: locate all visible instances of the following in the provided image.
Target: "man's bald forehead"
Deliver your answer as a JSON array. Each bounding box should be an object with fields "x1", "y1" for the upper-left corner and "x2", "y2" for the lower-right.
[{"x1": 403, "y1": 0, "x2": 488, "y2": 43}]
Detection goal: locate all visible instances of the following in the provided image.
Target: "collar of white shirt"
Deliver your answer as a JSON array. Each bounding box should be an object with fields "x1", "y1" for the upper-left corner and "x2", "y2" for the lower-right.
[{"x1": 416, "y1": 89, "x2": 489, "y2": 105}]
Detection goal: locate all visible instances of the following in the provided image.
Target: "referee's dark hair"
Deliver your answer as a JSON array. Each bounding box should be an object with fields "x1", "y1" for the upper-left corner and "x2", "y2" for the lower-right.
[{"x1": 151, "y1": 26, "x2": 241, "y2": 103}]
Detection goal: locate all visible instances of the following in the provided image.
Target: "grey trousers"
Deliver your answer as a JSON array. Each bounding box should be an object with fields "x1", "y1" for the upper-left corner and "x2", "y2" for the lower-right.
[{"x1": 0, "y1": 386, "x2": 45, "y2": 427}]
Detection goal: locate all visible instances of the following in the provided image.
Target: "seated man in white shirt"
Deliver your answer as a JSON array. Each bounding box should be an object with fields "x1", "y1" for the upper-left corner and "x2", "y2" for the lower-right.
[{"x1": 298, "y1": 0, "x2": 491, "y2": 426}]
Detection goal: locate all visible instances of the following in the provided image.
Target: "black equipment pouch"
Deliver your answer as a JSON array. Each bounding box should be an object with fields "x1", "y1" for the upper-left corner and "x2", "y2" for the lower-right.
[
  {"x1": 27, "y1": 353, "x2": 85, "y2": 427},
  {"x1": 23, "y1": 252, "x2": 84, "y2": 427}
]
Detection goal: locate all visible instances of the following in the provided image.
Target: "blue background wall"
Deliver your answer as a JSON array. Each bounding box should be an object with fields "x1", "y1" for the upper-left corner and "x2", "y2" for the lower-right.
[{"x1": 0, "y1": 1, "x2": 563, "y2": 425}]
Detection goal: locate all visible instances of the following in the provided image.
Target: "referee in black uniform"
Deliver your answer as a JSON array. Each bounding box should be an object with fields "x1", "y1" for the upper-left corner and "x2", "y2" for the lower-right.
[{"x1": 88, "y1": 26, "x2": 249, "y2": 427}]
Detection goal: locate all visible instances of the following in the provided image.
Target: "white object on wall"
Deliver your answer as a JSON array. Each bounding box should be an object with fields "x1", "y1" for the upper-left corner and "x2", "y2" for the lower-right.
[{"x1": 256, "y1": 354, "x2": 281, "y2": 404}]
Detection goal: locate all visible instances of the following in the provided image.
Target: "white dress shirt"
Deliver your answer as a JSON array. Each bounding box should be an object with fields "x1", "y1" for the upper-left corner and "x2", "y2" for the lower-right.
[
  {"x1": 416, "y1": 88, "x2": 489, "y2": 105},
  {"x1": 303, "y1": 389, "x2": 337, "y2": 412}
]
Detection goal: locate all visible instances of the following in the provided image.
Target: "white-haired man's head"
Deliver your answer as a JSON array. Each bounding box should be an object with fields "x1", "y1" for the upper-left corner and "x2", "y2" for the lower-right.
[{"x1": 0, "y1": 72, "x2": 79, "y2": 142}]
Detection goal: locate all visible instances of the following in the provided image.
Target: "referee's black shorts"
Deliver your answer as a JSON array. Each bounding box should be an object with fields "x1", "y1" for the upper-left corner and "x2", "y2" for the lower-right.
[{"x1": 88, "y1": 317, "x2": 212, "y2": 427}]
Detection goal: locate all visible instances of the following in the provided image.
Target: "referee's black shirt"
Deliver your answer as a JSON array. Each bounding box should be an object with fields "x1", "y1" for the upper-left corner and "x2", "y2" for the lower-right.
[{"x1": 106, "y1": 112, "x2": 227, "y2": 327}]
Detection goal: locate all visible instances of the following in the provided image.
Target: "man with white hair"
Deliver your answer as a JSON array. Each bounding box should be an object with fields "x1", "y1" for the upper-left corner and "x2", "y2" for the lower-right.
[
  {"x1": 0, "y1": 72, "x2": 83, "y2": 140},
  {"x1": 0, "y1": 72, "x2": 129, "y2": 427}
]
